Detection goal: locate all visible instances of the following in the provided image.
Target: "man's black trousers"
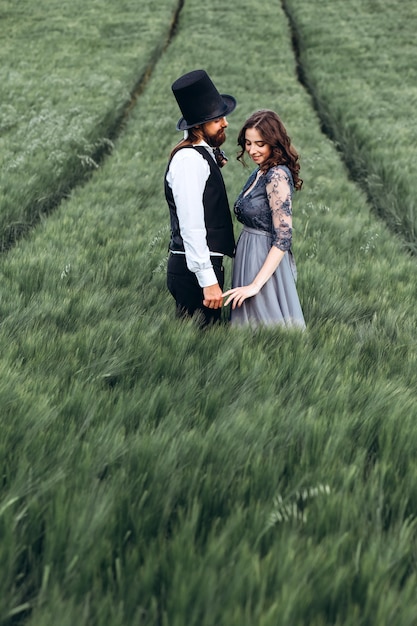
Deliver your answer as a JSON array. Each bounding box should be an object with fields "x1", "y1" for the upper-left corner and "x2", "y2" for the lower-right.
[{"x1": 167, "y1": 253, "x2": 224, "y2": 326}]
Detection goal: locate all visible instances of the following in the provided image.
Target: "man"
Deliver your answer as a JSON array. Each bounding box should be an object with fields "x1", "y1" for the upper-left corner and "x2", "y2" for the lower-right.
[{"x1": 165, "y1": 69, "x2": 236, "y2": 326}]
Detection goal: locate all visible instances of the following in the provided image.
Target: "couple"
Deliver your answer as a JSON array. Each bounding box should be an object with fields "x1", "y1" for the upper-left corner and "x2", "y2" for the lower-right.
[{"x1": 165, "y1": 69, "x2": 305, "y2": 329}]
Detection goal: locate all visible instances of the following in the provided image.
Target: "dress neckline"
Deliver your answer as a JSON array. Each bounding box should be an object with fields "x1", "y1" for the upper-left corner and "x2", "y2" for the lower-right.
[{"x1": 243, "y1": 169, "x2": 264, "y2": 198}]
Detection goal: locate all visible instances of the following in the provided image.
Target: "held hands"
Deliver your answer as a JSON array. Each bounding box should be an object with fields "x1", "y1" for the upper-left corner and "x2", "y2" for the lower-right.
[
  {"x1": 203, "y1": 282, "x2": 261, "y2": 310},
  {"x1": 222, "y1": 283, "x2": 260, "y2": 309}
]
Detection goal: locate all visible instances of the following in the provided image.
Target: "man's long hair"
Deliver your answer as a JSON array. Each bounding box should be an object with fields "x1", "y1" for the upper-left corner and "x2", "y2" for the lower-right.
[{"x1": 170, "y1": 127, "x2": 202, "y2": 159}]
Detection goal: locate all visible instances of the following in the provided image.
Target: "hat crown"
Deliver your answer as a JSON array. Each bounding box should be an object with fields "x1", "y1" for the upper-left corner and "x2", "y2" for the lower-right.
[{"x1": 172, "y1": 69, "x2": 236, "y2": 131}]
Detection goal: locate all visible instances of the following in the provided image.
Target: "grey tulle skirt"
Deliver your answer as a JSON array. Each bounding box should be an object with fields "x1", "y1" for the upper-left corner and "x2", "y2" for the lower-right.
[{"x1": 230, "y1": 226, "x2": 306, "y2": 328}]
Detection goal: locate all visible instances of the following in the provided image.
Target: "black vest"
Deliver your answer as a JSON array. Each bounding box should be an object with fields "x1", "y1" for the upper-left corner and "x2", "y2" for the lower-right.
[{"x1": 165, "y1": 146, "x2": 235, "y2": 257}]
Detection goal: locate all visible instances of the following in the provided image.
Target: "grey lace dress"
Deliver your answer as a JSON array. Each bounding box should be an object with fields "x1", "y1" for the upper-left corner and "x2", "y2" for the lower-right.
[{"x1": 230, "y1": 164, "x2": 306, "y2": 328}]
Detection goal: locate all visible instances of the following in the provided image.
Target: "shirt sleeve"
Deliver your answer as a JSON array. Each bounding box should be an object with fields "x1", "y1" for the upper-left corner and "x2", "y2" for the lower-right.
[
  {"x1": 167, "y1": 149, "x2": 218, "y2": 287},
  {"x1": 265, "y1": 166, "x2": 293, "y2": 251}
]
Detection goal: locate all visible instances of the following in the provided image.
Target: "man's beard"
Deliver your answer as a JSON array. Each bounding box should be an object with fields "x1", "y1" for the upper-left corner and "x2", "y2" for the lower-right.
[{"x1": 204, "y1": 128, "x2": 226, "y2": 148}]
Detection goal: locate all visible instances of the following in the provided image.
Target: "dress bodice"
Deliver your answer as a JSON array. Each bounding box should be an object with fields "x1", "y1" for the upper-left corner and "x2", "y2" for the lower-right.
[{"x1": 234, "y1": 164, "x2": 294, "y2": 251}]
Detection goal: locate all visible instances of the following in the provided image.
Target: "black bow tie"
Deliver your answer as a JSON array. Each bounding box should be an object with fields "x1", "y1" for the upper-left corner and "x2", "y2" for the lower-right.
[{"x1": 213, "y1": 147, "x2": 228, "y2": 168}]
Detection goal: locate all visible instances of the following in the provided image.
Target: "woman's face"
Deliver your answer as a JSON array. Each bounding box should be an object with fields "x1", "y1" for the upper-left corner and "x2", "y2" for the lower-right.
[{"x1": 244, "y1": 127, "x2": 272, "y2": 165}]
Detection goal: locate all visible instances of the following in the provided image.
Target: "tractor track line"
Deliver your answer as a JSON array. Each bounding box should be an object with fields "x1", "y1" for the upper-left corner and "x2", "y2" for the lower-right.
[{"x1": 1, "y1": 0, "x2": 184, "y2": 254}]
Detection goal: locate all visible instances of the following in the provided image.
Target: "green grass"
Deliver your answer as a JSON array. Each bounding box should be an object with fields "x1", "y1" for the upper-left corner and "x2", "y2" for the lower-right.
[
  {"x1": 1, "y1": 0, "x2": 417, "y2": 624},
  {"x1": 283, "y1": 0, "x2": 417, "y2": 252},
  {"x1": 0, "y1": 0, "x2": 178, "y2": 249}
]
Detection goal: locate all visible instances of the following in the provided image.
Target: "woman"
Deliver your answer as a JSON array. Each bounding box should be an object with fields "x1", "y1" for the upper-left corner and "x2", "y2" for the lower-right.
[{"x1": 223, "y1": 109, "x2": 306, "y2": 328}]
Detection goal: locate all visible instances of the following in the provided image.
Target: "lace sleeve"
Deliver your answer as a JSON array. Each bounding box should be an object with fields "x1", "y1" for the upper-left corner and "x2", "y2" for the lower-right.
[{"x1": 266, "y1": 166, "x2": 293, "y2": 251}]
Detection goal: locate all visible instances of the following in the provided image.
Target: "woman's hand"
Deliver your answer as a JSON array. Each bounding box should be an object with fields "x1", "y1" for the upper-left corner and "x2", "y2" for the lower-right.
[{"x1": 223, "y1": 283, "x2": 260, "y2": 309}]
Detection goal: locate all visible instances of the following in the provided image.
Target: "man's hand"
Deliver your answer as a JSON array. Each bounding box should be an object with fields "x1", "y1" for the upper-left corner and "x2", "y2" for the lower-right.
[{"x1": 203, "y1": 283, "x2": 223, "y2": 309}]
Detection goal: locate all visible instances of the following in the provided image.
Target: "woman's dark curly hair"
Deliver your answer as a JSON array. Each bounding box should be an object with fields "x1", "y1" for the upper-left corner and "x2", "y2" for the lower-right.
[{"x1": 237, "y1": 109, "x2": 303, "y2": 190}]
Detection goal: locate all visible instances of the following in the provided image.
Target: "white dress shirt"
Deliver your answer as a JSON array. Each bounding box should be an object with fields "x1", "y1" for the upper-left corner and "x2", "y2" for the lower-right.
[{"x1": 166, "y1": 140, "x2": 222, "y2": 288}]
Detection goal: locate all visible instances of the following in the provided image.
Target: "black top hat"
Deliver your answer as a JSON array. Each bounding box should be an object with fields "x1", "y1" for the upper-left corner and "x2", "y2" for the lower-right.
[{"x1": 172, "y1": 69, "x2": 236, "y2": 131}]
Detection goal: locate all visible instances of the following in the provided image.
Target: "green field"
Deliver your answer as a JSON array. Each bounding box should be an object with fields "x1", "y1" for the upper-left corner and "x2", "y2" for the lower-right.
[
  {"x1": 1, "y1": 0, "x2": 416, "y2": 624},
  {"x1": 284, "y1": 0, "x2": 417, "y2": 252},
  {"x1": 0, "y1": 0, "x2": 178, "y2": 249}
]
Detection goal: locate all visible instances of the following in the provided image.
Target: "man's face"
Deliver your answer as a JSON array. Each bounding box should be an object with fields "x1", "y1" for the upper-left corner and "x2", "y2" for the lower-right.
[{"x1": 203, "y1": 117, "x2": 228, "y2": 147}]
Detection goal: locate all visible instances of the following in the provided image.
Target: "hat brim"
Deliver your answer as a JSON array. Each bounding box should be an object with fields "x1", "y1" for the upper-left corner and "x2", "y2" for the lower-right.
[{"x1": 176, "y1": 94, "x2": 237, "y2": 131}]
